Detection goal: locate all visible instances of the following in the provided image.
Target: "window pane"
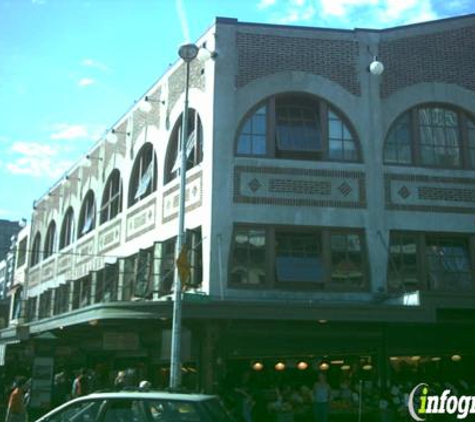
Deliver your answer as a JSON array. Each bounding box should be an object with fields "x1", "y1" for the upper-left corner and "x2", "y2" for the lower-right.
[
  {"x1": 275, "y1": 232, "x2": 324, "y2": 283},
  {"x1": 418, "y1": 108, "x2": 461, "y2": 167},
  {"x1": 330, "y1": 233, "x2": 364, "y2": 287},
  {"x1": 47, "y1": 399, "x2": 102, "y2": 422},
  {"x1": 387, "y1": 233, "x2": 418, "y2": 291},
  {"x1": 327, "y1": 110, "x2": 357, "y2": 161},
  {"x1": 276, "y1": 100, "x2": 321, "y2": 152},
  {"x1": 426, "y1": 237, "x2": 472, "y2": 291},
  {"x1": 230, "y1": 228, "x2": 266, "y2": 285},
  {"x1": 384, "y1": 113, "x2": 411, "y2": 164},
  {"x1": 237, "y1": 107, "x2": 267, "y2": 156}
]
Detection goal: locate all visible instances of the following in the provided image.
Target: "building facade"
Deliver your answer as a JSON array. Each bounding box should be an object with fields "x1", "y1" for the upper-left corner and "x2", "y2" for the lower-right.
[{"x1": 2, "y1": 14, "x2": 475, "y2": 412}]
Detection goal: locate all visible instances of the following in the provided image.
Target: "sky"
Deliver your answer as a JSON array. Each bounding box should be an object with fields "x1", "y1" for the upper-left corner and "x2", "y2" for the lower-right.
[{"x1": 0, "y1": 0, "x2": 474, "y2": 223}]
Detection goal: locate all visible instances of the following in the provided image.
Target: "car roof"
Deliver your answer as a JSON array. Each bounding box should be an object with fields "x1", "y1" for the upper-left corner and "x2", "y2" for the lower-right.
[{"x1": 84, "y1": 391, "x2": 218, "y2": 402}]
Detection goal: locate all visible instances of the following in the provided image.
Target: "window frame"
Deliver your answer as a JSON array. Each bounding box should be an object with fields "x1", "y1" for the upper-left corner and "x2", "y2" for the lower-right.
[
  {"x1": 44, "y1": 221, "x2": 56, "y2": 259},
  {"x1": 59, "y1": 207, "x2": 75, "y2": 250},
  {"x1": 164, "y1": 108, "x2": 203, "y2": 184},
  {"x1": 228, "y1": 224, "x2": 369, "y2": 292},
  {"x1": 235, "y1": 93, "x2": 361, "y2": 163},
  {"x1": 384, "y1": 104, "x2": 475, "y2": 169},
  {"x1": 100, "y1": 169, "x2": 123, "y2": 224},
  {"x1": 128, "y1": 142, "x2": 158, "y2": 207},
  {"x1": 30, "y1": 232, "x2": 42, "y2": 267},
  {"x1": 78, "y1": 190, "x2": 96, "y2": 239},
  {"x1": 387, "y1": 231, "x2": 475, "y2": 293}
]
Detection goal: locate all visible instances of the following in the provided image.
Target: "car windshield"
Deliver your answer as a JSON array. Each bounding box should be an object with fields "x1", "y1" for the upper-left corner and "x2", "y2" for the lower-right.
[{"x1": 201, "y1": 397, "x2": 235, "y2": 421}]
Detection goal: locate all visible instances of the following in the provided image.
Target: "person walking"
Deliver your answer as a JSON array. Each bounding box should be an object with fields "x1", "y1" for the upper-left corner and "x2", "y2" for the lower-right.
[
  {"x1": 313, "y1": 373, "x2": 331, "y2": 422},
  {"x1": 71, "y1": 369, "x2": 89, "y2": 398},
  {"x1": 5, "y1": 377, "x2": 28, "y2": 422}
]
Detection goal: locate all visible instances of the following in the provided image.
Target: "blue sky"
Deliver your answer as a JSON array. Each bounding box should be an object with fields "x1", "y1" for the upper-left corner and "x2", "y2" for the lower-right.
[{"x1": 0, "y1": 0, "x2": 474, "y2": 222}]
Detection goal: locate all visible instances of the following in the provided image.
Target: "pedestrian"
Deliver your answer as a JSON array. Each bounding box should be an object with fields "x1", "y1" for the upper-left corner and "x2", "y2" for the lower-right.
[
  {"x1": 114, "y1": 371, "x2": 126, "y2": 390},
  {"x1": 313, "y1": 373, "x2": 331, "y2": 422},
  {"x1": 71, "y1": 369, "x2": 89, "y2": 398},
  {"x1": 5, "y1": 376, "x2": 28, "y2": 422},
  {"x1": 139, "y1": 380, "x2": 151, "y2": 391}
]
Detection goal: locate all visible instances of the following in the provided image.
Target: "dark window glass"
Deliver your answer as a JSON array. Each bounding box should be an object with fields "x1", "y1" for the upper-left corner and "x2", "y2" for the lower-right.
[
  {"x1": 237, "y1": 106, "x2": 267, "y2": 155},
  {"x1": 276, "y1": 99, "x2": 321, "y2": 153},
  {"x1": 387, "y1": 233, "x2": 419, "y2": 291},
  {"x1": 230, "y1": 228, "x2": 266, "y2": 285},
  {"x1": 129, "y1": 143, "x2": 157, "y2": 207},
  {"x1": 383, "y1": 113, "x2": 411, "y2": 164},
  {"x1": 100, "y1": 169, "x2": 122, "y2": 224},
  {"x1": 165, "y1": 109, "x2": 203, "y2": 183},
  {"x1": 78, "y1": 191, "x2": 96, "y2": 239},
  {"x1": 236, "y1": 94, "x2": 360, "y2": 162},
  {"x1": 328, "y1": 111, "x2": 358, "y2": 161},
  {"x1": 31, "y1": 232, "x2": 42, "y2": 266},
  {"x1": 275, "y1": 231, "x2": 324, "y2": 284},
  {"x1": 16, "y1": 237, "x2": 27, "y2": 268},
  {"x1": 103, "y1": 399, "x2": 145, "y2": 422},
  {"x1": 419, "y1": 108, "x2": 460, "y2": 167},
  {"x1": 330, "y1": 233, "x2": 364, "y2": 288},
  {"x1": 60, "y1": 207, "x2": 75, "y2": 249},
  {"x1": 44, "y1": 221, "x2": 56, "y2": 259},
  {"x1": 468, "y1": 120, "x2": 475, "y2": 168},
  {"x1": 45, "y1": 399, "x2": 103, "y2": 422},
  {"x1": 425, "y1": 236, "x2": 472, "y2": 291}
]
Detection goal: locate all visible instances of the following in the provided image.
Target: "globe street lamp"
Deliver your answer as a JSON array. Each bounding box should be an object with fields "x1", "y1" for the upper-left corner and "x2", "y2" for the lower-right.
[{"x1": 169, "y1": 42, "x2": 199, "y2": 390}]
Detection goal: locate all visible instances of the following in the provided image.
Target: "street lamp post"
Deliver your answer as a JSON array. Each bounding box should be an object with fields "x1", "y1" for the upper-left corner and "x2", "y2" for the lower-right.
[{"x1": 169, "y1": 42, "x2": 199, "y2": 390}]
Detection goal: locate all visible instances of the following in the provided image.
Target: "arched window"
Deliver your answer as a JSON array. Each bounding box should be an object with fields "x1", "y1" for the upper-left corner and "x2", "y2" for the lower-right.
[
  {"x1": 100, "y1": 169, "x2": 123, "y2": 224},
  {"x1": 236, "y1": 93, "x2": 360, "y2": 162},
  {"x1": 44, "y1": 221, "x2": 56, "y2": 259},
  {"x1": 384, "y1": 104, "x2": 475, "y2": 168},
  {"x1": 78, "y1": 190, "x2": 96, "y2": 238},
  {"x1": 128, "y1": 143, "x2": 157, "y2": 207},
  {"x1": 31, "y1": 232, "x2": 42, "y2": 266},
  {"x1": 60, "y1": 207, "x2": 75, "y2": 249},
  {"x1": 164, "y1": 109, "x2": 203, "y2": 183}
]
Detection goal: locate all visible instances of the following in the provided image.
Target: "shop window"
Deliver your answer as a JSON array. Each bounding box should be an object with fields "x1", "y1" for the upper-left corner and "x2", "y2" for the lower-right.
[
  {"x1": 78, "y1": 190, "x2": 96, "y2": 239},
  {"x1": 160, "y1": 238, "x2": 177, "y2": 295},
  {"x1": 230, "y1": 228, "x2": 267, "y2": 286},
  {"x1": 100, "y1": 169, "x2": 122, "y2": 224},
  {"x1": 236, "y1": 94, "x2": 360, "y2": 162},
  {"x1": 30, "y1": 232, "x2": 42, "y2": 266},
  {"x1": 275, "y1": 231, "x2": 324, "y2": 284},
  {"x1": 384, "y1": 104, "x2": 475, "y2": 169},
  {"x1": 387, "y1": 233, "x2": 419, "y2": 292},
  {"x1": 229, "y1": 225, "x2": 367, "y2": 291},
  {"x1": 330, "y1": 233, "x2": 364, "y2": 288},
  {"x1": 387, "y1": 232, "x2": 474, "y2": 292},
  {"x1": 128, "y1": 143, "x2": 157, "y2": 207},
  {"x1": 164, "y1": 109, "x2": 203, "y2": 183},
  {"x1": 426, "y1": 236, "x2": 472, "y2": 291},
  {"x1": 44, "y1": 221, "x2": 56, "y2": 259},
  {"x1": 59, "y1": 207, "x2": 75, "y2": 250}
]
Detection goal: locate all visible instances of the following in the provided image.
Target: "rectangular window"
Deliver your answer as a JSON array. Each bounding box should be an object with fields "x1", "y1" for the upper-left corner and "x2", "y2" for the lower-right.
[
  {"x1": 275, "y1": 231, "x2": 324, "y2": 284},
  {"x1": 230, "y1": 228, "x2": 266, "y2": 285},
  {"x1": 419, "y1": 108, "x2": 460, "y2": 167},
  {"x1": 425, "y1": 236, "x2": 472, "y2": 291},
  {"x1": 387, "y1": 233, "x2": 419, "y2": 292},
  {"x1": 229, "y1": 225, "x2": 368, "y2": 291},
  {"x1": 330, "y1": 233, "x2": 364, "y2": 288},
  {"x1": 16, "y1": 238, "x2": 27, "y2": 268},
  {"x1": 276, "y1": 104, "x2": 322, "y2": 153}
]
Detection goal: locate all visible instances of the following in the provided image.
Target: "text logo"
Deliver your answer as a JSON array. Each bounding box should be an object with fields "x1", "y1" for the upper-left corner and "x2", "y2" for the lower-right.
[{"x1": 408, "y1": 383, "x2": 475, "y2": 420}]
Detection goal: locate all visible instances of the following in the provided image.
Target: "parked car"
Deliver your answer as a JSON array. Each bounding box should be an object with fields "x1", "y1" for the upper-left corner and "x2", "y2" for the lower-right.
[{"x1": 34, "y1": 391, "x2": 236, "y2": 422}]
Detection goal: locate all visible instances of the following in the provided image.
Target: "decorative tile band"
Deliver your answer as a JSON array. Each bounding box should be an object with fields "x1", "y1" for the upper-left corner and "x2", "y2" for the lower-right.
[
  {"x1": 126, "y1": 198, "x2": 156, "y2": 242},
  {"x1": 385, "y1": 173, "x2": 475, "y2": 213},
  {"x1": 234, "y1": 165, "x2": 366, "y2": 208},
  {"x1": 162, "y1": 171, "x2": 203, "y2": 223},
  {"x1": 98, "y1": 220, "x2": 122, "y2": 253}
]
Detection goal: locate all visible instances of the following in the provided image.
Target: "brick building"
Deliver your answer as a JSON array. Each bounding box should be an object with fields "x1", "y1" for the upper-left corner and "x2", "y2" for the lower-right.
[{"x1": 1, "y1": 13, "x2": 475, "y2": 414}]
